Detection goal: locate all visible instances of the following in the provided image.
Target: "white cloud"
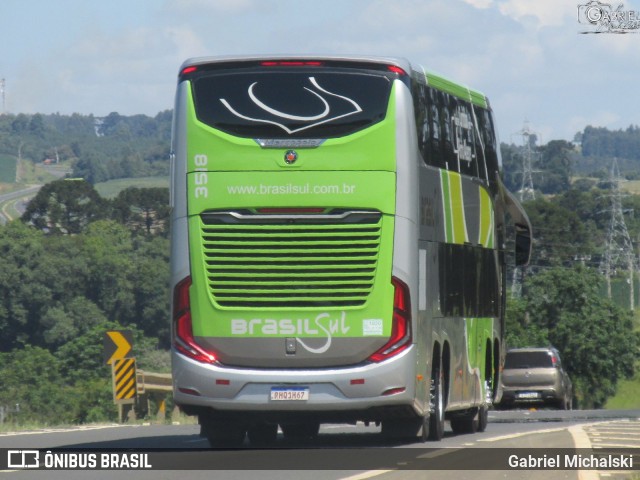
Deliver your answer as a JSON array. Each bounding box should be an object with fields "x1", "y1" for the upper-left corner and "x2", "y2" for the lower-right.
[
  {"x1": 497, "y1": 0, "x2": 575, "y2": 28},
  {"x1": 166, "y1": 27, "x2": 210, "y2": 62},
  {"x1": 462, "y1": 0, "x2": 575, "y2": 28},
  {"x1": 163, "y1": 0, "x2": 257, "y2": 14},
  {"x1": 462, "y1": 0, "x2": 494, "y2": 8},
  {"x1": 70, "y1": 25, "x2": 206, "y2": 66}
]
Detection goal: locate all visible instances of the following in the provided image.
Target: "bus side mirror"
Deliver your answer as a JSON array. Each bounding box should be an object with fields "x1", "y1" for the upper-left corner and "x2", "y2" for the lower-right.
[
  {"x1": 501, "y1": 185, "x2": 532, "y2": 268},
  {"x1": 515, "y1": 224, "x2": 531, "y2": 266}
]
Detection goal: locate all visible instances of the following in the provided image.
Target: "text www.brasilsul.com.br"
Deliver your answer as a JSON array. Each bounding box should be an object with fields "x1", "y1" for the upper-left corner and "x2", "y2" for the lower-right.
[{"x1": 226, "y1": 183, "x2": 357, "y2": 195}]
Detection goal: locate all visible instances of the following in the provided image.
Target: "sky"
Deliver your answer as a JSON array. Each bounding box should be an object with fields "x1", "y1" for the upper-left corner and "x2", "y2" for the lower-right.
[{"x1": 1, "y1": 0, "x2": 639, "y2": 143}]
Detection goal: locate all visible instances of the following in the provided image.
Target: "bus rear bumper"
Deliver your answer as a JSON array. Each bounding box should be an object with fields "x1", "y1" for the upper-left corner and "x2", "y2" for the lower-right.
[{"x1": 172, "y1": 346, "x2": 420, "y2": 421}]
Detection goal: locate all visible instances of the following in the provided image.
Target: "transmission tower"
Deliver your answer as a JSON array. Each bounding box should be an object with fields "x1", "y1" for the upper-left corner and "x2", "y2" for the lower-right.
[
  {"x1": 510, "y1": 121, "x2": 540, "y2": 297},
  {"x1": 514, "y1": 121, "x2": 541, "y2": 202},
  {"x1": 600, "y1": 158, "x2": 636, "y2": 310}
]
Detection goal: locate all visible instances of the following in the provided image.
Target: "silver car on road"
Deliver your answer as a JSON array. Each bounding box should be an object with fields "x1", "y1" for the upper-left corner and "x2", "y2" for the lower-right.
[{"x1": 499, "y1": 347, "x2": 573, "y2": 410}]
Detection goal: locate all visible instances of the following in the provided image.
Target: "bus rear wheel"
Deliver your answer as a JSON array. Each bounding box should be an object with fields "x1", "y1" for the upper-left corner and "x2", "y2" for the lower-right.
[
  {"x1": 450, "y1": 405, "x2": 488, "y2": 435},
  {"x1": 478, "y1": 404, "x2": 488, "y2": 432},
  {"x1": 428, "y1": 368, "x2": 445, "y2": 441}
]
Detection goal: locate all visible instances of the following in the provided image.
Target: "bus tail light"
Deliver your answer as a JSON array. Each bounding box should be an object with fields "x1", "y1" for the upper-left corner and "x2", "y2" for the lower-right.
[
  {"x1": 368, "y1": 277, "x2": 412, "y2": 362},
  {"x1": 180, "y1": 66, "x2": 198, "y2": 76},
  {"x1": 387, "y1": 65, "x2": 407, "y2": 75},
  {"x1": 173, "y1": 276, "x2": 218, "y2": 364}
]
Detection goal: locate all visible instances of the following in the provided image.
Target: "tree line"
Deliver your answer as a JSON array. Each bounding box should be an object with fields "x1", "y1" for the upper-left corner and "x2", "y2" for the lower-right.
[
  {"x1": 0, "y1": 180, "x2": 170, "y2": 425},
  {"x1": 501, "y1": 123, "x2": 640, "y2": 195},
  {"x1": 579, "y1": 125, "x2": 640, "y2": 161},
  {"x1": 0, "y1": 111, "x2": 171, "y2": 184}
]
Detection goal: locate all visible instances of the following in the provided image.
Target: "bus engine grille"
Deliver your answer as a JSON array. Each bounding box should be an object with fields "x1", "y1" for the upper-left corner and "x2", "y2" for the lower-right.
[{"x1": 199, "y1": 211, "x2": 382, "y2": 308}]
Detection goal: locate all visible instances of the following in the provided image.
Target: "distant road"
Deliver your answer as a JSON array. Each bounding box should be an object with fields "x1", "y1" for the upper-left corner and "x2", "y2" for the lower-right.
[
  {"x1": 0, "y1": 163, "x2": 70, "y2": 224},
  {"x1": 0, "y1": 185, "x2": 41, "y2": 224}
]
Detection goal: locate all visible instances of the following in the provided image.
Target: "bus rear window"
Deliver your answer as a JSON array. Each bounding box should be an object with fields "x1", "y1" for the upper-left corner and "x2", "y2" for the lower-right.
[{"x1": 190, "y1": 70, "x2": 392, "y2": 139}]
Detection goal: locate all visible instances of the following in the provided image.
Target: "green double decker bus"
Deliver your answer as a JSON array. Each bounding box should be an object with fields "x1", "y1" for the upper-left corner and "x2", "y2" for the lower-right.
[{"x1": 170, "y1": 55, "x2": 531, "y2": 446}]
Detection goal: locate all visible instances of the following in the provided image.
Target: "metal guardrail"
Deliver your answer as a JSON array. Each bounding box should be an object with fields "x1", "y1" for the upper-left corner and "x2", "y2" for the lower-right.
[{"x1": 137, "y1": 371, "x2": 172, "y2": 394}]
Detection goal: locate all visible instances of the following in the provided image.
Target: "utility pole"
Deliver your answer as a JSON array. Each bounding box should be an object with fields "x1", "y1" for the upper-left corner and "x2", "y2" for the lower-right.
[{"x1": 600, "y1": 158, "x2": 636, "y2": 310}]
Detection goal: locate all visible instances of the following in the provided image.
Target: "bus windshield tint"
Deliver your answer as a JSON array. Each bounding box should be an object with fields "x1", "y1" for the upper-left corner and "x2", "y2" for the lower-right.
[{"x1": 191, "y1": 70, "x2": 392, "y2": 138}]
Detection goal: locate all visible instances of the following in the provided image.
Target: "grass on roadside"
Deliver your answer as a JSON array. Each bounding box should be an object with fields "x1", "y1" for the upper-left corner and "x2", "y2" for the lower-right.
[{"x1": 95, "y1": 176, "x2": 169, "y2": 198}]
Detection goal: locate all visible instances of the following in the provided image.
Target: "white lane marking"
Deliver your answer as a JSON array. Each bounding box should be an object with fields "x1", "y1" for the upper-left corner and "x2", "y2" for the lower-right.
[
  {"x1": 0, "y1": 424, "x2": 127, "y2": 437},
  {"x1": 477, "y1": 426, "x2": 570, "y2": 442},
  {"x1": 569, "y1": 424, "x2": 600, "y2": 480},
  {"x1": 339, "y1": 470, "x2": 395, "y2": 480}
]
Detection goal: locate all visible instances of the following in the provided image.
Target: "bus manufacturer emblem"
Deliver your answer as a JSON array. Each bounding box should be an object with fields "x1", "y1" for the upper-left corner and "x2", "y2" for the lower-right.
[{"x1": 284, "y1": 150, "x2": 298, "y2": 164}]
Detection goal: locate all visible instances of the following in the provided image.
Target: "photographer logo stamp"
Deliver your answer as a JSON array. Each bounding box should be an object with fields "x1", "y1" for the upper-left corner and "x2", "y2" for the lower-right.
[{"x1": 578, "y1": 1, "x2": 640, "y2": 33}]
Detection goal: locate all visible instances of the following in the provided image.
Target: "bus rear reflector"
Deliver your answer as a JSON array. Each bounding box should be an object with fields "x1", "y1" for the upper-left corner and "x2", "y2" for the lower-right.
[
  {"x1": 368, "y1": 277, "x2": 412, "y2": 362},
  {"x1": 173, "y1": 276, "x2": 218, "y2": 364},
  {"x1": 178, "y1": 387, "x2": 201, "y2": 396},
  {"x1": 382, "y1": 387, "x2": 406, "y2": 396}
]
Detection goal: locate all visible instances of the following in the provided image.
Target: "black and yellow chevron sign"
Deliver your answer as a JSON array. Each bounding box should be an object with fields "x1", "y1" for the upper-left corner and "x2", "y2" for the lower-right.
[
  {"x1": 103, "y1": 330, "x2": 133, "y2": 365},
  {"x1": 112, "y1": 357, "x2": 137, "y2": 403}
]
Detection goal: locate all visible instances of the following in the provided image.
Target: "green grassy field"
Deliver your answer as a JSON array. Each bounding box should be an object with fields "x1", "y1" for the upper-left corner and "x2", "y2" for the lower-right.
[
  {"x1": 94, "y1": 176, "x2": 169, "y2": 198},
  {"x1": 621, "y1": 180, "x2": 640, "y2": 195},
  {"x1": 605, "y1": 309, "x2": 640, "y2": 409},
  {"x1": 605, "y1": 370, "x2": 640, "y2": 410},
  {"x1": 573, "y1": 175, "x2": 640, "y2": 195}
]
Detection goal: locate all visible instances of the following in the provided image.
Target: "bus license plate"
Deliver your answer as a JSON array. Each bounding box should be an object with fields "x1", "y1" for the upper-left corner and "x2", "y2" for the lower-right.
[{"x1": 270, "y1": 387, "x2": 309, "y2": 401}]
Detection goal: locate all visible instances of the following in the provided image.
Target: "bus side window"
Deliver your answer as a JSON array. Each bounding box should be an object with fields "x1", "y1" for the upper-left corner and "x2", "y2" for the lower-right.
[
  {"x1": 412, "y1": 82, "x2": 430, "y2": 165},
  {"x1": 473, "y1": 104, "x2": 490, "y2": 184},
  {"x1": 480, "y1": 108, "x2": 499, "y2": 186},
  {"x1": 429, "y1": 88, "x2": 445, "y2": 169},
  {"x1": 455, "y1": 103, "x2": 479, "y2": 179},
  {"x1": 441, "y1": 93, "x2": 455, "y2": 172},
  {"x1": 440, "y1": 243, "x2": 499, "y2": 318},
  {"x1": 439, "y1": 243, "x2": 463, "y2": 317},
  {"x1": 462, "y1": 246, "x2": 477, "y2": 316},
  {"x1": 478, "y1": 248, "x2": 499, "y2": 317}
]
